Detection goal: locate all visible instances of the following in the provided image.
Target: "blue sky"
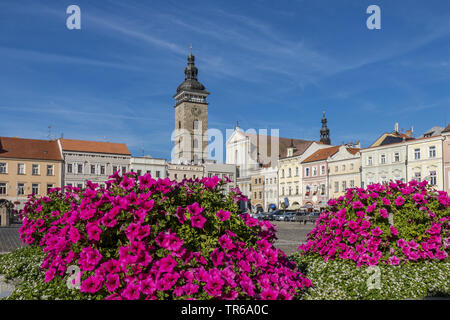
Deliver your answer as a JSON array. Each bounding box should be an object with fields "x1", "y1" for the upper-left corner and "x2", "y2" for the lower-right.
[{"x1": 0, "y1": 0, "x2": 449, "y2": 160}]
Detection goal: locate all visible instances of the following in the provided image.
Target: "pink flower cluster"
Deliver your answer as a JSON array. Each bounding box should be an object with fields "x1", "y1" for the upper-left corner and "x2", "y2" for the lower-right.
[
  {"x1": 298, "y1": 180, "x2": 450, "y2": 266},
  {"x1": 19, "y1": 173, "x2": 311, "y2": 300}
]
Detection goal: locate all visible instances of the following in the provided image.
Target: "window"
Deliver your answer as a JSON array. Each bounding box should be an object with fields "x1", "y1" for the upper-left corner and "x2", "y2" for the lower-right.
[
  {"x1": 0, "y1": 183, "x2": 6, "y2": 195},
  {"x1": 113, "y1": 166, "x2": 118, "y2": 173},
  {"x1": 429, "y1": 171, "x2": 437, "y2": 186},
  {"x1": 47, "y1": 184, "x2": 53, "y2": 193},
  {"x1": 342, "y1": 164, "x2": 346, "y2": 171},
  {"x1": 0, "y1": 163, "x2": 6, "y2": 174},
  {"x1": 122, "y1": 166, "x2": 127, "y2": 174},
  {"x1": 32, "y1": 183, "x2": 39, "y2": 195},
  {"x1": 17, "y1": 183, "x2": 25, "y2": 195},
  {"x1": 32, "y1": 164, "x2": 39, "y2": 175},
  {"x1": 193, "y1": 138, "x2": 198, "y2": 149},
  {"x1": 414, "y1": 172, "x2": 421, "y2": 182},
  {"x1": 335, "y1": 166, "x2": 338, "y2": 173},
  {"x1": 259, "y1": 192, "x2": 262, "y2": 199},
  {"x1": 305, "y1": 168, "x2": 310, "y2": 177},
  {"x1": 18, "y1": 163, "x2": 25, "y2": 175},
  {"x1": 78, "y1": 164, "x2": 83, "y2": 174},
  {"x1": 77, "y1": 183, "x2": 83, "y2": 189},
  {"x1": 320, "y1": 184, "x2": 325, "y2": 195},
  {"x1": 296, "y1": 185, "x2": 299, "y2": 194},
  {"x1": 414, "y1": 148, "x2": 420, "y2": 160},
  {"x1": 174, "y1": 174, "x2": 178, "y2": 179},
  {"x1": 281, "y1": 187, "x2": 285, "y2": 196},
  {"x1": 394, "y1": 152, "x2": 400, "y2": 162},
  {"x1": 288, "y1": 168, "x2": 291, "y2": 177},
  {"x1": 254, "y1": 192, "x2": 257, "y2": 199},
  {"x1": 100, "y1": 165, "x2": 105, "y2": 175},
  {"x1": 313, "y1": 184, "x2": 318, "y2": 195},
  {"x1": 321, "y1": 166, "x2": 325, "y2": 175},
  {"x1": 429, "y1": 146, "x2": 436, "y2": 158},
  {"x1": 47, "y1": 165, "x2": 54, "y2": 176},
  {"x1": 380, "y1": 154, "x2": 386, "y2": 164},
  {"x1": 350, "y1": 163, "x2": 354, "y2": 170},
  {"x1": 193, "y1": 120, "x2": 199, "y2": 130},
  {"x1": 281, "y1": 169, "x2": 285, "y2": 178},
  {"x1": 137, "y1": 170, "x2": 142, "y2": 176},
  {"x1": 334, "y1": 181, "x2": 339, "y2": 193},
  {"x1": 67, "y1": 163, "x2": 73, "y2": 173},
  {"x1": 368, "y1": 156, "x2": 373, "y2": 166},
  {"x1": 305, "y1": 185, "x2": 310, "y2": 196},
  {"x1": 288, "y1": 187, "x2": 292, "y2": 196},
  {"x1": 342, "y1": 180, "x2": 347, "y2": 191},
  {"x1": 350, "y1": 180, "x2": 355, "y2": 188},
  {"x1": 312, "y1": 167, "x2": 317, "y2": 176},
  {"x1": 295, "y1": 167, "x2": 299, "y2": 176}
]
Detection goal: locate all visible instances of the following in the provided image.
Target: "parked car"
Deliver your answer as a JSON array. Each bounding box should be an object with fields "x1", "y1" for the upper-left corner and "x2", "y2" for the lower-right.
[
  {"x1": 273, "y1": 210, "x2": 296, "y2": 221},
  {"x1": 265, "y1": 209, "x2": 283, "y2": 221}
]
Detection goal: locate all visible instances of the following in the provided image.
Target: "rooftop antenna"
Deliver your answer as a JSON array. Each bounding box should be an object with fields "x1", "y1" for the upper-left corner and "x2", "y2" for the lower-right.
[
  {"x1": 141, "y1": 143, "x2": 145, "y2": 157},
  {"x1": 47, "y1": 125, "x2": 52, "y2": 140},
  {"x1": 189, "y1": 44, "x2": 193, "y2": 54}
]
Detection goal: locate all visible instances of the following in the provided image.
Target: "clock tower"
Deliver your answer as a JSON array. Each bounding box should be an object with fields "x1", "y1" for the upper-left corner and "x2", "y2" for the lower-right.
[{"x1": 173, "y1": 51, "x2": 209, "y2": 163}]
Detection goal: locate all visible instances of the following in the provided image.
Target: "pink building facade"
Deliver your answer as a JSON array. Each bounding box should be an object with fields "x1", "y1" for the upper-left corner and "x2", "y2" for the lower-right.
[
  {"x1": 302, "y1": 160, "x2": 329, "y2": 209},
  {"x1": 301, "y1": 146, "x2": 340, "y2": 210}
]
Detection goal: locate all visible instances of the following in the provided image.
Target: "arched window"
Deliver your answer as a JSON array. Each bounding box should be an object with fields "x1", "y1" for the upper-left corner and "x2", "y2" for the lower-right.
[
  {"x1": 178, "y1": 121, "x2": 181, "y2": 129},
  {"x1": 193, "y1": 138, "x2": 198, "y2": 149}
]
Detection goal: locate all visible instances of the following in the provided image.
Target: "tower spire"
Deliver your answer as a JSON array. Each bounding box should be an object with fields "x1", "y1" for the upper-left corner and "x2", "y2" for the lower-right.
[{"x1": 320, "y1": 111, "x2": 331, "y2": 145}]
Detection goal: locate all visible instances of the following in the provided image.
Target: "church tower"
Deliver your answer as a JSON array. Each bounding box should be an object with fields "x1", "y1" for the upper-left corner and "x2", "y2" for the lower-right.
[
  {"x1": 173, "y1": 50, "x2": 209, "y2": 163},
  {"x1": 320, "y1": 111, "x2": 331, "y2": 145}
]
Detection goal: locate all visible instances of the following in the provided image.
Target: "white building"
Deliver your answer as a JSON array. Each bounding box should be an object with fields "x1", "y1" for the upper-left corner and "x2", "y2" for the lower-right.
[
  {"x1": 130, "y1": 156, "x2": 167, "y2": 179},
  {"x1": 261, "y1": 165, "x2": 278, "y2": 211},
  {"x1": 361, "y1": 142, "x2": 407, "y2": 187}
]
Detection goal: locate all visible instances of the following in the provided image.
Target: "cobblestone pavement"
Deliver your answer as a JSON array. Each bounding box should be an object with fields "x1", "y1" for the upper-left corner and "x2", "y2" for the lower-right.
[
  {"x1": 0, "y1": 224, "x2": 23, "y2": 254},
  {"x1": 272, "y1": 221, "x2": 315, "y2": 256}
]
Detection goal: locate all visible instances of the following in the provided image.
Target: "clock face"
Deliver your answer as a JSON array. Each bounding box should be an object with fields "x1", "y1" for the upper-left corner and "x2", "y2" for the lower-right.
[{"x1": 191, "y1": 106, "x2": 201, "y2": 116}]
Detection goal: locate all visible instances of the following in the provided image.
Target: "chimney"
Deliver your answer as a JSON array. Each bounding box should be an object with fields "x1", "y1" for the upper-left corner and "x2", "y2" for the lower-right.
[
  {"x1": 394, "y1": 122, "x2": 399, "y2": 133},
  {"x1": 405, "y1": 129, "x2": 412, "y2": 137},
  {"x1": 355, "y1": 141, "x2": 361, "y2": 148}
]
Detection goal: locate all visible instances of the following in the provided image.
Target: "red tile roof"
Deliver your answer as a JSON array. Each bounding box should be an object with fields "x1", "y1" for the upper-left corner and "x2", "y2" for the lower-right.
[
  {"x1": 302, "y1": 145, "x2": 341, "y2": 163},
  {"x1": 443, "y1": 124, "x2": 450, "y2": 133},
  {"x1": 59, "y1": 139, "x2": 131, "y2": 155},
  {"x1": 0, "y1": 137, "x2": 63, "y2": 161}
]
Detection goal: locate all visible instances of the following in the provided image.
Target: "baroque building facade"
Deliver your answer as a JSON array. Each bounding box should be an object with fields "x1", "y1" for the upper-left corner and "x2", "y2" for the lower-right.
[
  {"x1": 327, "y1": 145, "x2": 361, "y2": 199},
  {"x1": 0, "y1": 137, "x2": 63, "y2": 213},
  {"x1": 58, "y1": 138, "x2": 131, "y2": 188}
]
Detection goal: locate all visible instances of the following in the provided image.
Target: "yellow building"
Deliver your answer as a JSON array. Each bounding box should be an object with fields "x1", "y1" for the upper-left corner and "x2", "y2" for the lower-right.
[
  {"x1": 328, "y1": 145, "x2": 361, "y2": 199},
  {"x1": 278, "y1": 141, "x2": 327, "y2": 210},
  {"x1": 406, "y1": 135, "x2": 444, "y2": 189},
  {"x1": 0, "y1": 137, "x2": 63, "y2": 215}
]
